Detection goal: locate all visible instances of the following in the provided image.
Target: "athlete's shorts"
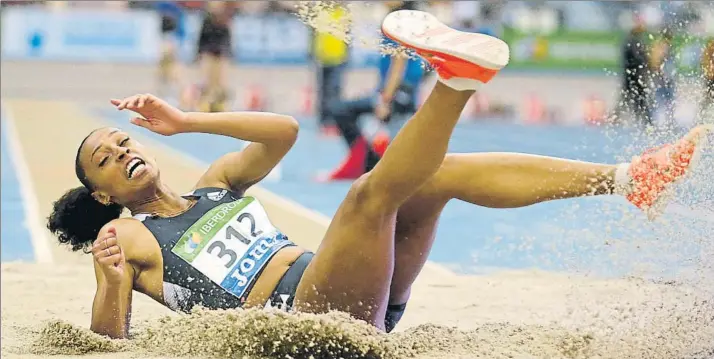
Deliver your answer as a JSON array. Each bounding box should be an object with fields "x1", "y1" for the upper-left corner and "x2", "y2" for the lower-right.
[
  {"x1": 197, "y1": 42, "x2": 232, "y2": 58},
  {"x1": 197, "y1": 27, "x2": 232, "y2": 58},
  {"x1": 268, "y1": 251, "x2": 407, "y2": 333}
]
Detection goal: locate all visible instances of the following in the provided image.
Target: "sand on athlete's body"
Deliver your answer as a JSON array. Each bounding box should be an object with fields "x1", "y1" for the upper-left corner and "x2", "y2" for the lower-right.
[{"x1": 3, "y1": 3, "x2": 714, "y2": 356}]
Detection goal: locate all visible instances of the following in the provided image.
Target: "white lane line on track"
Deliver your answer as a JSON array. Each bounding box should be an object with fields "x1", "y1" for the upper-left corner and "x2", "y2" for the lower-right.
[{"x1": 2, "y1": 104, "x2": 54, "y2": 264}]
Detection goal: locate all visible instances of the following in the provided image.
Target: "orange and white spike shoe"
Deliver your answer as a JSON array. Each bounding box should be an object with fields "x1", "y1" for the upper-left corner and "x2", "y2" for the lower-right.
[
  {"x1": 619, "y1": 124, "x2": 712, "y2": 219},
  {"x1": 381, "y1": 10, "x2": 509, "y2": 91}
]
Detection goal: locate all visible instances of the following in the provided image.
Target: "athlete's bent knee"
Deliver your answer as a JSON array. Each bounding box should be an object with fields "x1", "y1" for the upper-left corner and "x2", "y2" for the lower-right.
[{"x1": 345, "y1": 173, "x2": 399, "y2": 216}]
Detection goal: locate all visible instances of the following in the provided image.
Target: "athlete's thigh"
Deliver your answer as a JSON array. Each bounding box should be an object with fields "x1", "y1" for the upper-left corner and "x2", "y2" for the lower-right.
[
  {"x1": 292, "y1": 179, "x2": 398, "y2": 330},
  {"x1": 389, "y1": 193, "x2": 448, "y2": 305}
]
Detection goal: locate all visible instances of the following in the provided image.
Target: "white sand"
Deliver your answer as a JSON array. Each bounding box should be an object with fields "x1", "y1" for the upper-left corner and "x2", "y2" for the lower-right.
[
  {"x1": 2, "y1": 261, "x2": 713, "y2": 359},
  {"x1": 2, "y1": 5, "x2": 714, "y2": 355}
]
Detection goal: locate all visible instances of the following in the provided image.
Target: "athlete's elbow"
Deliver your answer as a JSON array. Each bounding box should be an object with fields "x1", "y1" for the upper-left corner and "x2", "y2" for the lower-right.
[
  {"x1": 277, "y1": 115, "x2": 299, "y2": 145},
  {"x1": 89, "y1": 304, "x2": 128, "y2": 339},
  {"x1": 90, "y1": 320, "x2": 127, "y2": 339},
  {"x1": 284, "y1": 115, "x2": 299, "y2": 139}
]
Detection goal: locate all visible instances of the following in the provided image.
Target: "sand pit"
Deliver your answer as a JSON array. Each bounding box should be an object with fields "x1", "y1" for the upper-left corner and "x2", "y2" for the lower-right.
[
  {"x1": 2, "y1": 261, "x2": 713, "y2": 359},
  {"x1": 3, "y1": 95, "x2": 714, "y2": 359},
  {"x1": 2, "y1": 3, "x2": 714, "y2": 357}
]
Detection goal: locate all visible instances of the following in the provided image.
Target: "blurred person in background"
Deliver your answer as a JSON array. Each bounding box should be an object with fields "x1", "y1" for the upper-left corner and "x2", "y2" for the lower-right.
[
  {"x1": 451, "y1": 0, "x2": 479, "y2": 31},
  {"x1": 155, "y1": 1, "x2": 187, "y2": 99},
  {"x1": 451, "y1": 1, "x2": 498, "y2": 43},
  {"x1": 612, "y1": 15, "x2": 652, "y2": 126},
  {"x1": 196, "y1": 1, "x2": 234, "y2": 112},
  {"x1": 321, "y1": 0, "x2": 425, "y2": 182},
  {"x1": 698, "y1": 38, "x2": 714, "y2": 120},
  {"x1": 311, "y1": 5, "x2": 349, "y2": 134},
  {"x1": 649, "y1": 29, "x2": 677, "y2": 126}
]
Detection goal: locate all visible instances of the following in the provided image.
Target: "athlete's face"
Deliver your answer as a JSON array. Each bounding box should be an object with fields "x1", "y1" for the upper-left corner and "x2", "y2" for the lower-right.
[{"x1": 78, "y1": 127, "x2": 160, "y2": 205}]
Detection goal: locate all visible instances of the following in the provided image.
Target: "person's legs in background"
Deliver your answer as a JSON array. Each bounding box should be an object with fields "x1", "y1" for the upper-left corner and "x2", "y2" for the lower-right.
[
  {"x1": 699, "y1": 78, "x2": 714, "y2": 121},
  {"x1": 158, "y1": 34, "x2": 179, "y2": 97},
  {"x1": 631, "y1": 80, "x2": 653, "y2": 126},
  {"x1": 664, "y1": 83, "x2": 676, "y2": 126},
  {"x1": 372, "y1": 83, "x2": 419, "y2": 171},
  {"x1": 320, "y1": 96, "x2": 381, "y2": 181},
  {"x1": 316, "y1": 64, "x2": 328, "y2": 127},
  {"x1": 318, "y1": 63, "x2": 346, "y2": 134},
  {"x1": 198, "y1": 51, "x2": 229, "y2": 112},
  {"x1": 324, "y1": 83, "x2": 419, "y2": 180},
  {"x1": 655, "y1": 81, "x2": 676, "y2": 126}
]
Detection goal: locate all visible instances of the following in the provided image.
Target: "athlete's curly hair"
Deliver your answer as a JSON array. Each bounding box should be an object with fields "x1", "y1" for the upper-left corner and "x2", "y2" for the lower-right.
[{"x1": 46, "y1": 130, "x2": 123, "y2": 252}]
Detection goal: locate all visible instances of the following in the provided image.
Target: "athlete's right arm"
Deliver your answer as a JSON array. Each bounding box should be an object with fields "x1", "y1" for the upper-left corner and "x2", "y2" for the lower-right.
[{"x1": 89, "y1": 223, "x2": 136, "y2": 339}]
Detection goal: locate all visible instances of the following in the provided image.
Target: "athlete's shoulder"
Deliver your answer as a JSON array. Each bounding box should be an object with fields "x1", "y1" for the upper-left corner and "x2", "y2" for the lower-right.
[
  {"x1": 99, "y1": 218, "x2": 160, "y2": 267},
  {"x1": 98, "y1": 218, "x2": 154, "y2": 245}
]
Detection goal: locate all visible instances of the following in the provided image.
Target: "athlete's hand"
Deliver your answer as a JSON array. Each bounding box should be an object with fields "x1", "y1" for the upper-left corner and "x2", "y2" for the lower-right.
[
  {"x1": 111, "y1": 94, "x2": 188, "y2": 136},
  {"x1": 92, "y1": 227, "x2": 126, "y2": 284},
  {"x1": 375, "y1": 100, "x2": 392, "y2": 123}
]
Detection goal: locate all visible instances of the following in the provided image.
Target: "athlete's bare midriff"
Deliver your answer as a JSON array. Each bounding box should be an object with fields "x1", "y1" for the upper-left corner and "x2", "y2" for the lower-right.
[
  {"x1": 243, "y1": 245, "x2": 306, "y2": 307},
  {"x1": 130, "y1": 230, "x2": 306, "y2": 311}
]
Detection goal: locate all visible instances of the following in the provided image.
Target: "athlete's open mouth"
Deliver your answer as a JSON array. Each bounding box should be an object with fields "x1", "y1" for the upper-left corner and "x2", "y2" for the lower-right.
[{"x1": 126, "y1": 158, "x2": 146, "y2": 179}]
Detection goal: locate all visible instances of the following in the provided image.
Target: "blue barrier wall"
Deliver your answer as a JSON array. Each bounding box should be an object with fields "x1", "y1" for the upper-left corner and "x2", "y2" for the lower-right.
[{"x1": 1, "y1": 8, "x2": 381, "y2": 67}]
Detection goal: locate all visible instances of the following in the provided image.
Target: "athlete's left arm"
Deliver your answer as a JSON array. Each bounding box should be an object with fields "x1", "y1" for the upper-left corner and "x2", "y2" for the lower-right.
[{"x1": 189, "y1": 111, "x2": 299, "y2": 192}]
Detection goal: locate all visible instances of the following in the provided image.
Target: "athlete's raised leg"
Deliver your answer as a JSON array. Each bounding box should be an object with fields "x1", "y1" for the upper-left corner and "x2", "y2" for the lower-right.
[
  {"x1": 293, "y1": 10, "x2": 509, "y2": 329},
  {"x1": 387, "y1": 125, "x2": 712, "y2": 310}
]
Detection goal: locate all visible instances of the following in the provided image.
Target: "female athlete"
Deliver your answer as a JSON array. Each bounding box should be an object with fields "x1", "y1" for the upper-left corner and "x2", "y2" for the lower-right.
[{"x1": 47, "y1": 11, "x2": 708, "y2": 339}]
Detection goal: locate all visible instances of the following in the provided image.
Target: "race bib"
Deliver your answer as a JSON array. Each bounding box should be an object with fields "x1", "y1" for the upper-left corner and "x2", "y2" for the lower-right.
[{"x1": 171, "y1": 197, "x2": 291, "y2": 299}]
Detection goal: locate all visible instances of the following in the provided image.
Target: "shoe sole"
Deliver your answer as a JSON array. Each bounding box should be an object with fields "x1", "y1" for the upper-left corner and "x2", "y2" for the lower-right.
[
  {"x1": 645, "y1": 124, "x2": 713, "y2": 220},
  {"x1": 381, "y1": 10, "x2": 509, "y2": 82}
]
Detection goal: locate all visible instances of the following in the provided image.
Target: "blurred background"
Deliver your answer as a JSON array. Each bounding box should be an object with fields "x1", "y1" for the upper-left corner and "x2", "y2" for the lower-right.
[
  {"x1": 2, "y1": 1, "x2": 714, "y2": 280},
  {"x1": 3, "y1": 0, "x2": 714, "y2": 125}
]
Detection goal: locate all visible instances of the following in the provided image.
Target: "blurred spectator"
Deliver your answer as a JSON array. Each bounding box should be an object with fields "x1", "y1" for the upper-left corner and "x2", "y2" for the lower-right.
[
  {"x1": 649, "y1": 29, "x2": 677, "y2": 125},
  {"x1": 196, "y1": 1, "x2": 234, "y2": 112},
  {"x1": 156, "y1": 1, "x2": 187, "y2": 98},
  {"x1": 613, "y1": 15, "x2": 652, "y2": 126},
  {"x1": 479, "y1": 1, "x2": 504, "y2": 35},
  {"x1": 322, "y1": 1, "x2": 425, "y2": 181},
  {"x1": 452, "y1": 1, "x2": 480, "y2": 30},
  {"x1": 311, "y1": 5, "x2": 350, "y2": 132},
  {"x1": 699, "y1": 38, "x2": 714, "y2": 119}
]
